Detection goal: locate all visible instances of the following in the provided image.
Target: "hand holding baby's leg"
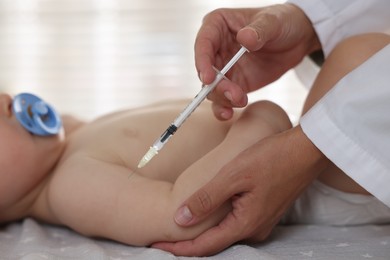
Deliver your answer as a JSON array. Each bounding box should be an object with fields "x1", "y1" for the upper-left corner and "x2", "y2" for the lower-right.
[{"x1": 170, "y1": 100, "x2": 292, "y2": 235}]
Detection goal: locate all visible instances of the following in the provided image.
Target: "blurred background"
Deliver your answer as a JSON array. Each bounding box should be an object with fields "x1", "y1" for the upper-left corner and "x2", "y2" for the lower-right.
[{"x1": 0, "y1": 0, "x2": 308, "y2": 121}]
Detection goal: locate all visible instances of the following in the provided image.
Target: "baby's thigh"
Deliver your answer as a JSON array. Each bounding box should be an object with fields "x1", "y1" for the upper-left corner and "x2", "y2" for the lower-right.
[
  {"x1": 302, "y1": 33, "x2": 390, "y2": 115},
  {"x1": 172, "y1": 101, "x2": 292, "y2": 209}
]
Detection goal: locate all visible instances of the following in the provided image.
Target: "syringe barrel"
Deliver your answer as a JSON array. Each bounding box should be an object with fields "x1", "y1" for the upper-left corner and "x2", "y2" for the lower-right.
[
  {"x1": 152, "y1": 124, "x2": 177, "y2": 151},
  {"x1": 151, "y1": 71, "x2": 224, "y2": 154},
  {"x1": 152, "y1": 139, "x2": 164, "y2": 151},
  {"x1": 173, "y1": 72, "x2": 225, "y2": 128}
]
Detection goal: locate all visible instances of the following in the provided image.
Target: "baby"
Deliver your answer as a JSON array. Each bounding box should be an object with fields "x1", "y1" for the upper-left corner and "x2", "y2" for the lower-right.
[
  {"x1": 0, "y1": 92, "x2": 292, "y2": 246},
  {"x1": 1, "y1": 33, "x2": 390, "y2": 249}
]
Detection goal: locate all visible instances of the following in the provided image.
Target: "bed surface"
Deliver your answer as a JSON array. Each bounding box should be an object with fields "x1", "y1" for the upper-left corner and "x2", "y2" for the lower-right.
[{"x1": 1, "y1": 218, "x2": 389, "y2": 259}]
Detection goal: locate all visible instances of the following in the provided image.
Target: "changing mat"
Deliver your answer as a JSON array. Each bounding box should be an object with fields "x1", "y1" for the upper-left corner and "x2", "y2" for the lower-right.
[{"x1": 1, "y1": 218, "x2": 390, "y2": 259}]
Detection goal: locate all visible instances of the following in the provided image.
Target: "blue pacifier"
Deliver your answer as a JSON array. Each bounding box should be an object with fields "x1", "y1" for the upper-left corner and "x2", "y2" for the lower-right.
[{"x1": 12, "y1": 93, "x2": 62, "y2": 136}]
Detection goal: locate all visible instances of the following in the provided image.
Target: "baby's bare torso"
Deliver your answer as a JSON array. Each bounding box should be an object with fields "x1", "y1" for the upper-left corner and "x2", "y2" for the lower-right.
[{"x1": 59, "y1": 100, "x2": 233, "y2": 180}]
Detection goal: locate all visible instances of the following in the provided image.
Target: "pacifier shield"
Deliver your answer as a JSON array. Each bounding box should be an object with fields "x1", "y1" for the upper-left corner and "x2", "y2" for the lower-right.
[{"x1": 12, "y1": 93, "x2": 62, "y2": 136}]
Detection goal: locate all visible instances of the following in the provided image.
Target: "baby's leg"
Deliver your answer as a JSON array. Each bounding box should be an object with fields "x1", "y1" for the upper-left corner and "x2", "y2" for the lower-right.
[
  {"x1": 146, "y1": 101, "x2": 290, "y2": 243},
  {"x1": 169, "y1": 100, "x2": 292, "y2": 239},
  {"x1": 301, "y1": 33, "x2": 390, "y2": 194}
]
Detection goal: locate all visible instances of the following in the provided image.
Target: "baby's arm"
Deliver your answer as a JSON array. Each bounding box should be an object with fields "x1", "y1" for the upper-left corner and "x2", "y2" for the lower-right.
[
  {"x1": 40, "y1": 152, "x2": 231, "y2": 246},
  {"x1": 43, "y1": 156, "x2": 189, "y2": 246}
]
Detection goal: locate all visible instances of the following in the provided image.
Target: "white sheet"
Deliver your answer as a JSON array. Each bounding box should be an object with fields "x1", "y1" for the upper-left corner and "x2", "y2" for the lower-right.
[{"x1": 1, "y1": 219, "x2": 389, "y2": 259}]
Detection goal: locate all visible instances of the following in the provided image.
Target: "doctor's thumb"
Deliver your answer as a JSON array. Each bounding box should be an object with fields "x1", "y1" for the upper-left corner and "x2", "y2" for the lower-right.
[
  {"x1": 237, "y1": 14, "x2": 280, "y2": 52},
  {"x1": 174, "y1": 187, "x2": 224, "y2": 226}
]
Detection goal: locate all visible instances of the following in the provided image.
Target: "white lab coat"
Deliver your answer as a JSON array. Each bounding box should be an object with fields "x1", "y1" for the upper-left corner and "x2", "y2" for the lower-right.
[{"x1": 288, "y1": 0, "x2": 390, "y2": 207}]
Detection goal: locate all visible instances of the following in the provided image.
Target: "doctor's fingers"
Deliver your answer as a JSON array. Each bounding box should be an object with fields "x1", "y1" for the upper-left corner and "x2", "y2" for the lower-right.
[{"x1": 207, "y1": 80, "x2": 248, "y2": 118}]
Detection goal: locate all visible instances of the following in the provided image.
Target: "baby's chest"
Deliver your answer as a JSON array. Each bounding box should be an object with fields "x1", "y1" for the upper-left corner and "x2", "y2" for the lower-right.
[{"x1": 70, "y1": 124, "x2": 151, "y2": 168}]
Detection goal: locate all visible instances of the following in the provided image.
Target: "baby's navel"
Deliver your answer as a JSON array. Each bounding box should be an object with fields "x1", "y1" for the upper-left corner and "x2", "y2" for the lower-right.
[{"x1": 122, "y1": 127, "x2": 139, "y2": 139}]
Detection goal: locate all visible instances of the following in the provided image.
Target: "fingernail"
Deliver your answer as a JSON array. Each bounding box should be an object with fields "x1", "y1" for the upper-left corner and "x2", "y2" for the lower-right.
[
  {"x1": 175, "y1": 206, "x2": 193, "y2": 225},
  {"x1": 220, "y1": 111, "x2": 230, "y2": 119},
  {"x1": 224, "y1": 91, "x2": 233, "y2": 102},
  {"x1": 200, "y1": 72, "x2": 205, "y2": 83},
  {"x1": 249, "y1": 27, "x2": 260, "y2": 41}
]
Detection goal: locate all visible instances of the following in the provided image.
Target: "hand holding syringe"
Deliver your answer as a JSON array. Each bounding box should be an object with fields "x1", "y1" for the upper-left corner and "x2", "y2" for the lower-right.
[{"x1": 137, "y1": 46, "x2": 248, "y2": 168}]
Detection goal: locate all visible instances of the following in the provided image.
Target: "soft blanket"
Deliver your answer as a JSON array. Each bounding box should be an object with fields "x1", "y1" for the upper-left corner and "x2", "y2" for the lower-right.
[{"x1": 1, "y1": 219, "x2": 389, "y2": 259}]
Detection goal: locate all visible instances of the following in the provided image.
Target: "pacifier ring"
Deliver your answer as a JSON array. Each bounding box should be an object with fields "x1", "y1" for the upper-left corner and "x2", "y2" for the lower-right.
[{"x1": 12, "y1": 93, "x2": 62, "y2": 136}]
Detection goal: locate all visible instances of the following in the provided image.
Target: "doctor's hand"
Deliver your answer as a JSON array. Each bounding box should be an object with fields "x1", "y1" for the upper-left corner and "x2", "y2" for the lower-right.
[
  {"x1": 152, "y1": 126, "x2": 329, "y2": 256},
  {"x1": 196, "y1": 4, "x2": 321, "y2": 120}
]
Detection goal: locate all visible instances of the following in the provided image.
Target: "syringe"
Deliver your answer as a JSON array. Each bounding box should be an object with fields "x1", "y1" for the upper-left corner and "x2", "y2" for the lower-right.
[{"x1": 137, "y1": 46, "x2": 248, "y2": 168}]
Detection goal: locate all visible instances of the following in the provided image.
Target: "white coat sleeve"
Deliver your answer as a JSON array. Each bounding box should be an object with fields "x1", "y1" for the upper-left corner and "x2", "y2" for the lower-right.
[
  {"x1": 300, "y1": 44, "x2": 390, "y2": 207},
  {"x1": 288, "y1": 0, "x2": 390, "y2": 57},
  {"x1": 288, "y1": 0, "x2": 390, "y2": 207}
]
